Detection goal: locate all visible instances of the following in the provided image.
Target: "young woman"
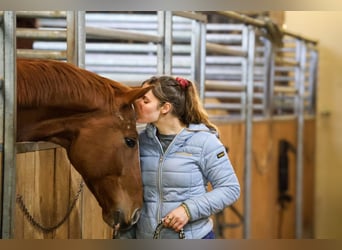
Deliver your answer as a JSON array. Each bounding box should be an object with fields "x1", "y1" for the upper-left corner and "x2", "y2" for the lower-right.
[{"x1": 122, "y1": 76, "x2": 240, "y2": 239}]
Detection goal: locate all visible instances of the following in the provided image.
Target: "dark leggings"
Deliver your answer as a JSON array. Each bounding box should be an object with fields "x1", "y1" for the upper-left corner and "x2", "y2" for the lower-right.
[{"x1": 202, "y1": 230, "x2": 215, "y2": 239}]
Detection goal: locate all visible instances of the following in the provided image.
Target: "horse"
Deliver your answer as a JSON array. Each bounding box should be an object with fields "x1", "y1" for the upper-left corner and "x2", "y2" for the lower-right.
[{"x1": 15, "y1": 58, "x2": 151, "y2": 234}]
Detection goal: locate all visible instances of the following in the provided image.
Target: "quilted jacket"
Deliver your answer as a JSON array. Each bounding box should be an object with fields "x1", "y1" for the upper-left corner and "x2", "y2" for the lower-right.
[{"x1": 122, "y1": 123, "x2": 240, "y2": 239}]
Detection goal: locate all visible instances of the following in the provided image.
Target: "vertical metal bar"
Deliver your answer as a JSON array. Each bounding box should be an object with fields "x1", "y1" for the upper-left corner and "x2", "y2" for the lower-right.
[
  {"x1": 76, "y1": 11, "x2": 86, "y2": 68},
  {"x1": 0, "y1": 13, "x2": 4, "y2": 144},
  {"x1": 0, "y1": 11, "x2": 4, "y2": 238},
  {"x1": 308, "y1": 47, "x2": 318, "y2": 115},
  {"x1": 157, "y1": 11, "x2": 164, "y2": 75},
  {"x1": 199, "y1": 22, "x2": 206, "y2": 103},
  {"x1": 312, "y1": 49, "x2": 318, "y2": 115},
  {"x1": 190, "y1": 14, "x2": 207, "y2": 103},
  {"x1": 295, "y1": 39, "x2": 306, "y2": 239},
  {"x1": 243, "y1": 25, "x2": 255, "y2": 239},
  {"x1": 66, "y1": 10, "x2": 86, "y2": 239},
  {"x1": 163, "y1": 11, "x2": 172, "y2": 75},
  {"x1": 66, "y1": 11, "x2": 76, "y2": 64},
  {"x1": 67, "y1": 11, "x2": 86, "y2": 67},
  {"x1": 190, "y1": 18, "x2": 200, "y2": 82},
  {"x1": 263, "y1": 38, "x2": 274, "y2": 118},
  {"x1": 1, "y1": 11, "x2": 17, "y2": 239},
  {"x1": 240, "y1": 25, "x2": 248, "y2": 120}
]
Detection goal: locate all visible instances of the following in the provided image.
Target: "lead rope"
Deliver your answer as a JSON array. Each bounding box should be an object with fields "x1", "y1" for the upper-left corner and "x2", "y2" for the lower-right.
[{"x1": 153, "y1": 220, "x2": 185, "y2": 239}]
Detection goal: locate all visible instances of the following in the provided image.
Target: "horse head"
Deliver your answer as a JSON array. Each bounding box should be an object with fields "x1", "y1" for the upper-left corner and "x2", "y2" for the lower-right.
[
  {"x1": 63, "y1": 86, "x2": 153, "y2": 231},
  {"x1": 16, "y1": 59, "x2": 153, "y2": 232}
]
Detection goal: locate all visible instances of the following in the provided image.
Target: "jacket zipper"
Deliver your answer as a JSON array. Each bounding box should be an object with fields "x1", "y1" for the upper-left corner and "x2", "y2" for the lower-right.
[{"x1": 155, "y1": 128, "x2": 184, "y2": 223}]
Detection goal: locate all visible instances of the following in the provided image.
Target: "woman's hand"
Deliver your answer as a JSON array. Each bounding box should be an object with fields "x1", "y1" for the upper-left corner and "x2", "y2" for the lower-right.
[{"x1": 163, "y1": 205, "x2": 190, "y2": 232}]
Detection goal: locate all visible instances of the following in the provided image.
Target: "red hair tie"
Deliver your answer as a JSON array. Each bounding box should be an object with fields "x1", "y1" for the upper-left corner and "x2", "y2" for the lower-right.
[{"x1": 175, "y1": 77, "x2": 189, "y2": 89}]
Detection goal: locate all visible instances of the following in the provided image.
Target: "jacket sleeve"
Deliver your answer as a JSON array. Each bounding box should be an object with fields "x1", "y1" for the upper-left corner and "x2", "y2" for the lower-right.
[{"x1": 183, "y1": 133, "x2": 240, "y2": 221}]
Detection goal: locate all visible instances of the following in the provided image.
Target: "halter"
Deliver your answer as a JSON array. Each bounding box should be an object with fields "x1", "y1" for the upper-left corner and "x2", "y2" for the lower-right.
[{"x1": 112, "y1": 210, "x2": 121, "y2": 239}]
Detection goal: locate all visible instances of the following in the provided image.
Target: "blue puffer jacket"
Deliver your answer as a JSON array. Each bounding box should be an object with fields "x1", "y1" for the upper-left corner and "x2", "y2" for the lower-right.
[{"x1": 123, "y1": 123, "x2": 240, "y2": 239}]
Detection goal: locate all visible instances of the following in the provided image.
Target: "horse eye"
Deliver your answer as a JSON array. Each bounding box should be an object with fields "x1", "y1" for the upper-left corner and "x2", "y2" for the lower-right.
[{"x1": 125, "y1": 137, "x2": 136, "y2": 148}]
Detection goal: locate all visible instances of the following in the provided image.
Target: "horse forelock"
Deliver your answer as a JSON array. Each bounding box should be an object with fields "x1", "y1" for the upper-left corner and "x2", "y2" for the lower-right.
[{"x1": 17, "y1": 59, "x2": 129, "y2": 111}]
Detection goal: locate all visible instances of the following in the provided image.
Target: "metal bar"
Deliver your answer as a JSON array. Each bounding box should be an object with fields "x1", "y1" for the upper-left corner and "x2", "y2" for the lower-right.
[
  {"x1": 172, "y1": 11, "x2": 207, "y2": 23},
  {"x1": 205, "y1": 91, "x2": 243, "y2": 98},
  {"x1": 67, "y1": 11, "x2": 86, "y2": 67},
  {"x1": 10, "y1": 11, "x2": 67, "y2": 18},
  {"x1": 16, "y1": 28, "x2": 67, "y2": 40},
  {"x1": 199, "y1": 22, "x2": 206, "y2": 102},
  {"x1": 273, "y1": 86, "x2": 298, "y2": 94},
  {"x1": 214, "y1": 11, "x2": 318, "y2": 44},
  {"x1": 216, "y1": 11, "x2": 265, "y2": 28},
  {"x1": 163, "y1": 11, "x2": 172, "y2": 75},
  {"x1": 205, "y1": 80, "x2": 246, "y2": 91},
  {"x1": 206, "y1": 42, "x2": 247, "y2": 57},
  {"x1": 156, "y1": 11, "x2": 165, "y2": 75},
  {"x1": 1, "y1": 11, "x2": 17, "y2": 239},
  {"x1": 86, "y1": 26, "x2": 162, "y2": 43},
  {"x1": 307, "y1": 48, "x2": 318, "y2": 115},
  {"x1": 0, "y1": 14, "x2": 3, "y2": 238},
  {"x1": 206, "y1": 104, "x2": 268, "y2": 111},
  {"x1": 67, "y1": 11, "x2": 77, "y2": 64},
  {"x1": 275, "y1": 58, "x2": 299, "y2": 67},
  {"x1": 295, "y1": 39, "x2": 307, "y2": 239},
  {"x1": 243, "y1": 25, "x2": 256, "y2": 239},
  {"x1": 262, "y1": 38, "x2": 273, "y2": 118},
  {"x1": 190, "y1": 17, "x2": 202, "y2": 89},
  {"x1": 17, "y1": 49, "x2": 67, "y2": 60}
]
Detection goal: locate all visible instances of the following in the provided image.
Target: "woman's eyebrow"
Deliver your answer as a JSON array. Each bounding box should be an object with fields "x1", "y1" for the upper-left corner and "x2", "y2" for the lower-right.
[{"x1": 142, "y1": 95, "x2": 150, "y2": 101}]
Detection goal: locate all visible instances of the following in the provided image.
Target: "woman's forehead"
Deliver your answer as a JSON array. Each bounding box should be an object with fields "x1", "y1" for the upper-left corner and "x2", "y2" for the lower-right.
[{"x1": 144, "y1": 89, "x2": 157, "y2": 100}]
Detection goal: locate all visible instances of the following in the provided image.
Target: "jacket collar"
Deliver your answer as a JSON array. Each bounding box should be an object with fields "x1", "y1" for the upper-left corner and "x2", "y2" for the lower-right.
[{"x1": 145, "y1": 123, "x2": 217, "y2": 139}]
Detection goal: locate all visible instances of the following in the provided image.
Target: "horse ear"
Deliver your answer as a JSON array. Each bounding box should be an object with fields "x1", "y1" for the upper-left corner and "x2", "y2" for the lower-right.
[{"x1": 124, "y1": 85, "x2": 153, "y2": 104}]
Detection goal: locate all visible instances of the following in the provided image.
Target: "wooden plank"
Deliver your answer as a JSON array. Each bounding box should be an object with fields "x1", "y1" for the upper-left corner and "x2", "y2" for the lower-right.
[
  {"x1": 214, "y1": 122, "x2": 245, "y2": 239},
  {"x1": 82, "y1": 186, "x2": 112, "y2": 239},
  {"x1": 250, "y1": 119, "x2": 297, "y2": 238},
  {"x1": 53, "y1": 147, "x2": 73, "y2": 238},
  {"x1": 66, "y1": 159, "x2": 83, "y2": 239}
]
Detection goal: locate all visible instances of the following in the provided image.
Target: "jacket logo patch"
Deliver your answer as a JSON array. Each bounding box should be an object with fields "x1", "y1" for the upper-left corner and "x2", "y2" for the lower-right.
[{"x1": 217, "y1": 151, "x2": 225, "y2": 159}]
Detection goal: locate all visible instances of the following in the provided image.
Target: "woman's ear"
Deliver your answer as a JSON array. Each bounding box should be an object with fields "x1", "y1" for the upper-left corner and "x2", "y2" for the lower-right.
[{"x1": 160, "y1": 102, "x2": 172, "y2": 115}]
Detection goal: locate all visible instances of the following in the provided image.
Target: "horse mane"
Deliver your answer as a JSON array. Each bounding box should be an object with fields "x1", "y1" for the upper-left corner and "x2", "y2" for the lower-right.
[{"x1": 17, "y1": 58, "x2": 130, "y2": 110}]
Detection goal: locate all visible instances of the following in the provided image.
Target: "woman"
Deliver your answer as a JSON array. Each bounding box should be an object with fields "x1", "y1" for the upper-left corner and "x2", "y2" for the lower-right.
[{"x1": 123, "y1": 76, "x2": 240, "y2": 239}]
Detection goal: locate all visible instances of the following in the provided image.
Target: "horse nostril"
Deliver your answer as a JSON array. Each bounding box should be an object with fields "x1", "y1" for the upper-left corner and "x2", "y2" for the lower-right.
[{"x1": 131, "y1": 208, "x2": 141, "y2": 224}]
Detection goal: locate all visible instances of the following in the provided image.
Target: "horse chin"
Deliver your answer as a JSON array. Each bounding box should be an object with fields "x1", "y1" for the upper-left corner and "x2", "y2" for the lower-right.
[{"x1": 104, "y1": 208, "x2": 141, "y2": 231}]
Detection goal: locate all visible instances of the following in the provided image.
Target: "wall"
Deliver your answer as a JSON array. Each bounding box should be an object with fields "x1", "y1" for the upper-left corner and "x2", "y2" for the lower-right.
[{"x1": 285, "y1": 11, "x2": 342, "y2": 239}]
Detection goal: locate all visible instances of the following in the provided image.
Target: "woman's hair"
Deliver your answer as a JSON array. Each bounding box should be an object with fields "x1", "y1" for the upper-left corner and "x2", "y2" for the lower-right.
[{"x1": 141, "y1": 76, "x2": 218, "y2": 132}]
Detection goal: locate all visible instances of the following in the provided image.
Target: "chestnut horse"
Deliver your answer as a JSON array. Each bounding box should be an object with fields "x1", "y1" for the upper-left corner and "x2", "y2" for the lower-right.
[{"x1": 15, "y1": 58, "x2": 151, "y2": 233}]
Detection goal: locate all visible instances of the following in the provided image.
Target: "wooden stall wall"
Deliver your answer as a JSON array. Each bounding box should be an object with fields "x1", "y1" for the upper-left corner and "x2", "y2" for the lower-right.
[
  {"x1": 251, "y1": 119, "x2": 297, "y2": 239},
  {"x1": 302, "y1": 119, "x2": 316, "y2": 238},
  {"x1": 212, "y1": 118, "x2": 315, "y2": 239},
  {"x1": 10, "y1": 119, "x2": 316, "y2": 239},
  {"x1": 14, "y1": 146, "x2": 111, "y2": 239},
  {"x1": 214, "y1": 122, "x2": 245, "y2": 239}
]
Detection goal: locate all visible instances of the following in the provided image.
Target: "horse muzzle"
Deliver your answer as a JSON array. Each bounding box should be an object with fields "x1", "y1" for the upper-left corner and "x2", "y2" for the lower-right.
[{"x1": 111, "y1": 207, "x2": 141, "y2": 231}]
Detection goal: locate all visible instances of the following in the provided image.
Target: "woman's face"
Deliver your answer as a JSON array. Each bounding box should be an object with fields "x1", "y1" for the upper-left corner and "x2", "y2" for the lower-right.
[{"x1": 134, "y1": 88, "x2": 161, "y2": 124}]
